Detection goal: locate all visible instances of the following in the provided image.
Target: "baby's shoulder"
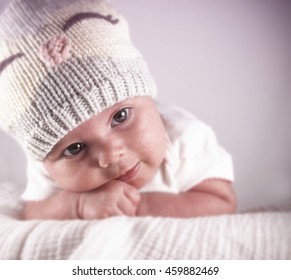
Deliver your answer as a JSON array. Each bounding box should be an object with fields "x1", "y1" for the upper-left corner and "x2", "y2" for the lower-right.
[{"x1": 157, "y1": 103, "x2": 214, "y2": 148}]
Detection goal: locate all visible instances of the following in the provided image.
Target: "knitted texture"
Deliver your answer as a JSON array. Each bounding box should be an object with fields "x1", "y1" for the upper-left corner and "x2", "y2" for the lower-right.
[{"x1": 0, "y1": 0, "x2": 157, "y2": 160}]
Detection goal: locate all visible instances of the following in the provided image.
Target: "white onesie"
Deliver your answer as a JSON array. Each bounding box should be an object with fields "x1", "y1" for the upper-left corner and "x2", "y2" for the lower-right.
[{"x1": 21, "y1": 103, "x2": 234, "y2": 201}]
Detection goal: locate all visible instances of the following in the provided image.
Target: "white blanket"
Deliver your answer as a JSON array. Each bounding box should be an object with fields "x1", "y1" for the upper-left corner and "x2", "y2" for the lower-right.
[{"x1": 0, "y1": 183, "x2": 290, "y2": 260}]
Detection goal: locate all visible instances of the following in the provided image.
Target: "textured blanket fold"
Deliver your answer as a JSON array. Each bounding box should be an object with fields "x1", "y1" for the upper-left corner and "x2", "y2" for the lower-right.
[{"x1": 0, "y1": 183, "x2": 290, "y2": 259}]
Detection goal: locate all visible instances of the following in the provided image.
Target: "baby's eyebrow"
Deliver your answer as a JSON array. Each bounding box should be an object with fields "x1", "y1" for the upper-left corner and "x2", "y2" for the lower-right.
[
  {"x1": 63, "y1": 12, "x2": 119, "y2": 32},
  {"x1": 0, "y1": 53, "x2": 24, "y2": 75}
]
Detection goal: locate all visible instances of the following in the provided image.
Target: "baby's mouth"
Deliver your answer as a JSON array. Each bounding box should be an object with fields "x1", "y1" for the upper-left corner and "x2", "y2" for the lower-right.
[{"x1": 116, "y1": 162, "x2": 140, "y2": 182}]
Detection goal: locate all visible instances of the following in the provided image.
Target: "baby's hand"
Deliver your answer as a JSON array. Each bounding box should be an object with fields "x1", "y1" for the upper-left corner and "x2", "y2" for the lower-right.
[{"x1": 77, "y1": 180, "x2": 140, "y2": 219}]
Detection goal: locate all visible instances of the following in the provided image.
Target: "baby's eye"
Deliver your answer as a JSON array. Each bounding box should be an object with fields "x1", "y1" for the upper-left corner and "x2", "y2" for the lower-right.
[
  {"x1": 63, "y1": 142, "x2": 86, "y2": 157},
  {"x1": 111, "y1": 108, "x2": 130, "y2": 126}
]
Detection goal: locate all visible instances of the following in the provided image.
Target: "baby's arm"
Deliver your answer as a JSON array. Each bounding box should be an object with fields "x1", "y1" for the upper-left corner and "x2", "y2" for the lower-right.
[
  {"x1": 136, "y1": 179, "x2": 236, "y2": 217},
  {"x1": 23, "y1": 180, "x2": 140, "y2": 220}
]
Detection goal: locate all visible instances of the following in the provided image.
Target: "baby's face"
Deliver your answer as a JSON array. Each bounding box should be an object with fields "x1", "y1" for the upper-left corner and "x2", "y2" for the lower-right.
[{"x1": 44, "y1": 96, "x2": 167, "y2": 192}]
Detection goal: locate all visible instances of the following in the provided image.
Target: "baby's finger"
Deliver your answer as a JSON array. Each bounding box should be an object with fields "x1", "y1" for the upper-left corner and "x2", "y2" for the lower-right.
[
  {"x1": 123, "y1": 185, "x2": 140, "y2": 206},
  {"x1": 116, "y1": 197, "x2": 137, "y2": 216}
]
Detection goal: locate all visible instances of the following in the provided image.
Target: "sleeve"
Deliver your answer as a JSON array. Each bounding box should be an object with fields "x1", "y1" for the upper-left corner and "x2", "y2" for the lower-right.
[
  {"x1": 169, "y1": 117, "x2": 234, "y2": 192},
  {"x1": 21, "y1": 156, "x2": 60, "y2": 201}
]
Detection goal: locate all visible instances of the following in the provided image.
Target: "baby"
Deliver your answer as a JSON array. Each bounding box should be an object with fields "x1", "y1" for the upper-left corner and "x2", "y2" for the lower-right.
[{"x1": 0, "y1": 0, "x2": 236, "y2": 220}]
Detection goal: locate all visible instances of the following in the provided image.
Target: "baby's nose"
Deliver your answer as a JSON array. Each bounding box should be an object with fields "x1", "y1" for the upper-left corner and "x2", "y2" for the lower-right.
[{"x1": 98, "y1": 141, "x2": 125, "y2": 168}]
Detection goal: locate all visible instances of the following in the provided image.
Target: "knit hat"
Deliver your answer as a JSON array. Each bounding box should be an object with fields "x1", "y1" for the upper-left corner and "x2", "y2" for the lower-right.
[{"x1": 0, "y1": 0, "x2": 157, "y2": 160}]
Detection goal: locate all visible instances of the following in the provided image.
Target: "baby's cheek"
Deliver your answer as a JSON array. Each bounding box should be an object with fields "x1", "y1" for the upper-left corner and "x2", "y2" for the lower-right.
[
  {"x1": 63, "y1": 174, "x2": 93, "y2": 192},
  {"x1": 140, "y1": 135, "x2": 166, "y2": 167},
  {"x1": 50, "y1": 169, "x2": 84, "y2": 192}
]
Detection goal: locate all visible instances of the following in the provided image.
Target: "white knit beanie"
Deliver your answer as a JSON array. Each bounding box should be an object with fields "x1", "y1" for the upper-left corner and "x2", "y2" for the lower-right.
[{"x1": 0, "y1": 0, "x2": 157, "y2": 160}]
